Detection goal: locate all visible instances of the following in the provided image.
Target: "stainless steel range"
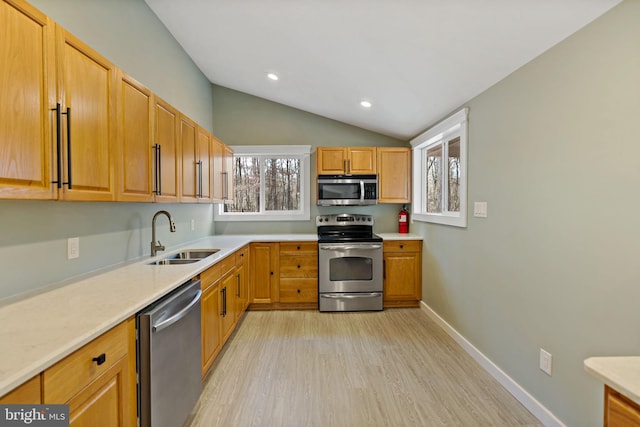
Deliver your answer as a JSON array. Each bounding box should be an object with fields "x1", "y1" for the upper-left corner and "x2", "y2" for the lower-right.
[{"x1": 317, "y1": 213, "x2": 383, "y2": 312}]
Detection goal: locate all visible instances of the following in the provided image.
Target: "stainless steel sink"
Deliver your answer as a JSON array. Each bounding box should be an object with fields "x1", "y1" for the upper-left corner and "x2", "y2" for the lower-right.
[
  {"x1": 148, "y1": 258, "x2": 200, "y2": 265},
  {"x1": 148, "y1": 249, "x2": 220, "y2": 265},
  {"x1": 172, "y1": 249, "x2": 220, "y2": 259}
]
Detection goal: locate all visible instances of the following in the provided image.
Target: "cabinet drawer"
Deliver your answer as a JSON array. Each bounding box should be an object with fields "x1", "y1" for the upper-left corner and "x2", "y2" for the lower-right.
[
  {"x1": 201, "y1": 263, "x2": 221, "y2": 290},
  {"x1": 218, "y1": 256, "x2": 236, "y2": 277},
  {"x1": 279, "y1": 242, "x2": 317, "y2": 253},
  {"x1": 279, "y1": 279, "x2": 318, "y2": 303},
  {"x1": 279, "y1": 254, "x2": 318, "y2": 278},
  {"x1": 383, "y1": 240, "x2": 422, "y2": 252},
  {"x1": 235, "y1": 245, "x2": 249, "y2": 266},
  {"x1": 43, "y1": 321, "x2": 129, "y2": 404}
]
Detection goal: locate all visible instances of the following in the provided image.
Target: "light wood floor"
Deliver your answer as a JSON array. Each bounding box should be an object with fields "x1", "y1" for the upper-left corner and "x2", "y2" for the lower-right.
[{"x1": 187, "y1": 309, "x2": 542, "y2": 427}]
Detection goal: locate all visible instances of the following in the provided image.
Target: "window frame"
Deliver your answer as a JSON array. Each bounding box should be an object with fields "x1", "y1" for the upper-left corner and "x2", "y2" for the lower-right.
[
  {"x1": 214, "y1": 145, "x2": 311, "y2": 222},
  {"x1": 411, "y1": 108, "x2": 468, "y2": 227}
]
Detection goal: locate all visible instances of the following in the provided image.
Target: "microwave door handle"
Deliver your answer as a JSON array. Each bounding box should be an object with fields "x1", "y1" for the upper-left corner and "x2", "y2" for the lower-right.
[{"x1": 360, "y1": 180, "x2": 365, "y2": 203}]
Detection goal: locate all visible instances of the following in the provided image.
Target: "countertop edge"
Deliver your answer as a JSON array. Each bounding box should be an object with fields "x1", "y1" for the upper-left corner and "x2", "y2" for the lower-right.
[{"x1": 584, "y1": 356, "x2": 640, "y2": 406}]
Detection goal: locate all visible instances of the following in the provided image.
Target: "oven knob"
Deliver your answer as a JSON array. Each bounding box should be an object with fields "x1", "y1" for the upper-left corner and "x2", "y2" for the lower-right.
[
  {"x1": 318, "y1": 218, "x2": 323, "y2": 222},
  {"x1": 367, "y1": 218, "x2": 372, "y2": 221}
]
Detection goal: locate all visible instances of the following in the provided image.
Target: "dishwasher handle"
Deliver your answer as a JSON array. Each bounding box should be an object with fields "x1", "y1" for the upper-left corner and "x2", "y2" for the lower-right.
[{"x1": 152, "y1": 289, "x2": 202, "y2": 333}]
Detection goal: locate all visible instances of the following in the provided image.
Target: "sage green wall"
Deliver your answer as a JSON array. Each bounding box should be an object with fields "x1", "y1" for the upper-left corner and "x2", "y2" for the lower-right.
[
  {"x1": 0, "y1": 0, "x2": 215, "y2": 302},
  {"x1": 416, "y1": 2, "x2": 640, "y2": 426},
  {"x1": 211, "y1": 85, "x2": 408, "y2": 235}
]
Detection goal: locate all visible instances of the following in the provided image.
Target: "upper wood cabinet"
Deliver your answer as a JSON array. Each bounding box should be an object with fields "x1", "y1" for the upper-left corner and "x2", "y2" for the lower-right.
[
  {"x1": 377, "y1": 147, "x2": 411, "y2": 203},
  {"x1": 0, "y1": 0, "x2": 56, "y2": 200},
  {"x1": 116, "y1": 72, "x2": 153, "y2": 202},
  {"x1": 316, "y1": 147, "x2": 376, "y2": 175},
  {"x1": 56, "y1": 26, "x2": 117, "y2": 201},
  {"x1": 180, "y1": 115, "x2": 213, "y2": 203},
  {"x1": 153, "y1": 97, "x2": 180, "y2": 203},
  {"x1": 197, "y1": 126, "x2": 213, "y2": 202}
]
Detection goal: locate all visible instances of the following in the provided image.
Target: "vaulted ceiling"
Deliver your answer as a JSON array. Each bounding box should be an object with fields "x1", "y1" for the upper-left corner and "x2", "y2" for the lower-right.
[{"x1": 144, "y1": 0, "x2": 621, "y2": 140}]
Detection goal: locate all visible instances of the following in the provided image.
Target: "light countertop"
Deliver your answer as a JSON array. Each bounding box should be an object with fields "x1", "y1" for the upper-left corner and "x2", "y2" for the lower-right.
[
  {"x1": 0, "y1": 232, "x2": 421, "y2": 396},
  {"x1": 584, "y1": 357, "x2": 640, "y2": 405}
]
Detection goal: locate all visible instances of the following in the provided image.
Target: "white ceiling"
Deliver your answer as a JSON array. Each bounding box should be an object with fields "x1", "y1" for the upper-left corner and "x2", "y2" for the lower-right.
[{"x1": 144, "y1": 0, "x2": 621, "y2": 140}]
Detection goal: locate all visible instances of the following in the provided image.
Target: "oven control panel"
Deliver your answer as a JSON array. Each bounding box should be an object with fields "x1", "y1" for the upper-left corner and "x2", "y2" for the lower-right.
[{"x1": 316, "y1": 213, "x2": 374, "y2": 226}]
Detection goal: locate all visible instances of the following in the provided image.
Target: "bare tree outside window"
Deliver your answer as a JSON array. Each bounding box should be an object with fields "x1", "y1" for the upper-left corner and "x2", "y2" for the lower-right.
[
  {"x1": 447, "y1": 137, "x2": 461, "y2": 212},
  {"x1": 426, "y1": 145, "x2": 442, "y2": 213},
  {"x1": 225, "y1": 155, "x2": 301, "y2": 213}
]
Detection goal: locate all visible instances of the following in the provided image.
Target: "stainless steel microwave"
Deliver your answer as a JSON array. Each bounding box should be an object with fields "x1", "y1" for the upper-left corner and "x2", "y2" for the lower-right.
[{"x1": 317, "y1": 174, "x2": 378, "y2": 206}]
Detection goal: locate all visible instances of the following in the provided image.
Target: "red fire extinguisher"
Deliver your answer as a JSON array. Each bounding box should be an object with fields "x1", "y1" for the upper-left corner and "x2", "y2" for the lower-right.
[{"x1": 398, "y1": 205, "x2": 409, "y2": 234}]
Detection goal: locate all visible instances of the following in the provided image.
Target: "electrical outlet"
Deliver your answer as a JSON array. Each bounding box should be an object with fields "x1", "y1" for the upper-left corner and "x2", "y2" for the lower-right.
[
  {"x1": 539, "y1": 348, "x2": 552, "y2": 376},
  {"x1": 67, "y1": 237, "x2": 80, "y2": 260},
  {"x1": 473, "y1": 202, "x2": 488, "y2": 218},
  {"x1": 191, "y1": 219, "x2": 195, "y2": 231}
]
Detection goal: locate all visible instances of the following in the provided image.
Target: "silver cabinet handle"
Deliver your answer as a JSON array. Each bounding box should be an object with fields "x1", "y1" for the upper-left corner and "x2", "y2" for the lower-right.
[
  {"x1": 320, "y1": 245, "x2": 382, "y2": 251},
  {"x1": 152, "y1": 290, "x2": 202, "y2": 333},
  {"x1": 321, "y1": 293, "x2": 381, "y2": 299}
]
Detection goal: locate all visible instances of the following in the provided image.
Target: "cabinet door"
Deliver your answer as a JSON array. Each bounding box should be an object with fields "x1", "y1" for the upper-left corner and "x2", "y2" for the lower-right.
[
  {"x1": 197, "y1": 126, "x2": 212, "y2": 202},
  {"x1": 605, "y1": 385, "x2": 640, "y2": 427},
  {"x1": 67, "y1": 357, "x2": 130, "y2": 427},
  {"x1": 316, "y1": 147, "x2": 347, "y2": 174},
  {"x1": 57, "y1": 27, "x2": 116, "y2": 201},
  {"x1": 220, "y1": 270, "x2": 237, "y2": 343},
  {"x1": 179, "y1": 115, "x2": 198, "y2": 203},
  {"x1": 250, "y1": 243, "x2": 279, "y2": 304},
  {"x1": 378, "y1": 147, "x2": 411, "y2": 203},
  {"x1": 348, "y1": 147, "x2": 376, "y2": 174},
  {"x1": 116, "y1": 72, "x2": 153, "y2": 202},
  {"x1": 201, "y1": 282, "x2": 221, "y2": 376},
  {"x1": 153, "y1": 98, "x2": 180, "y2": 203},
  {"x1": 223, "y1": 145, "x2": 234, "y2": 203},
  {"x1": 0, "y1": 0, "x2": 56, "y2": 200},
  {"x1": 211, "y1": 135, "x2": 225, "y2": 202},
  {"x1": 383, "y1": 241, "x2": 422, "y2": 306}
]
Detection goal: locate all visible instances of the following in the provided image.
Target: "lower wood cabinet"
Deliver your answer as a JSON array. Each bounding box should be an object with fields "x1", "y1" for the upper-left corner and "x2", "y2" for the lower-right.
[
  {"x1": 42, "y1": 318, "x2": 136, "y2": 427},
  {"x1": 200, "y1": 246, "x2": 250, "y2": 377},
  {"x1": 279, "y1": 242, "x2": 318, "y2": 306},
  {"x1": 605, "y1": 385, "x2": 640, "y2": 426},
  {"x1": 250, "y1": 242, "x2": 279, "y2": 306},
  {"x1": 200, "y1": 261, "x2": 222, "y2": 377},
  {"x1": 0, "y1": 375, "x2": 41, "y2": 404},
  {"x1": 249, "y1": 242, "x2": 318, "y2": 310},
  {"x1": 383, "y1": 240, "x2": 422, "y2": 308}
]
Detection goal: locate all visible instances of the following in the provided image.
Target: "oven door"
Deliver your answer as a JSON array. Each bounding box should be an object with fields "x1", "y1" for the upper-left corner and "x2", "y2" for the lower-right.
[{"x1": 318, "y1": 242, "x2": 383, "y2": 293}]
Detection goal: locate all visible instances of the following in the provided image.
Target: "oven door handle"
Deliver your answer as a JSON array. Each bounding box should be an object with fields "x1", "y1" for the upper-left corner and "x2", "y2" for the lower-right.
[
  {"x1": 321, "y1": 293, "x2": 382, "y2": 299},
  {"x1": 320, "y1": 244, "x2": 382, "y2": 251}
]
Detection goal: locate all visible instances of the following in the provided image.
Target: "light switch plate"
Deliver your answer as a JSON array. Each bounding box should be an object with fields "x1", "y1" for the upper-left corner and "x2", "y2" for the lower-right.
[
  {"x1": 473, "y1": 202, "x2": 488, "y2": 218},
  {"x1": 539, "y1": 348, "x2": 552, "y2": 376},
  {"x1": 67, "y1": 237, "x2": 80, "y2": 259}
]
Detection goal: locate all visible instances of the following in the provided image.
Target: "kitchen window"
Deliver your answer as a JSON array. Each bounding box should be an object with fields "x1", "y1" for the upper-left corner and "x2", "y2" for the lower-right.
[
  {"x1": 215, "y1": 145, "x2": 311, "y2": 221},
  {"x1": 411, "y1": 108, "x2": 468, "y2": 227}
]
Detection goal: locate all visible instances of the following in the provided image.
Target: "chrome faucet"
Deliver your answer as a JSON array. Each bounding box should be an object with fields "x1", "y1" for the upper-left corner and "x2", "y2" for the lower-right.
[{"x1": 151, "y1": 210, "x2": 176, "y2": 256}]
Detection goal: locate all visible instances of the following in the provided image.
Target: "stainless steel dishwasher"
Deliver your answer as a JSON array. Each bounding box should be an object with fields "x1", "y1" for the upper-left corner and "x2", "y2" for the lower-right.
[{"x1": 137, "y1": 279, "x2": 202, "y2": 427}]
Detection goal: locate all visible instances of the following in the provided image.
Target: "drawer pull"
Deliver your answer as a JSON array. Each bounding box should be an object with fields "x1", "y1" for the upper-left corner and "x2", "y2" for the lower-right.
[
  {"x1": 297, "y1": 265, "x2": 301, "y2": 269},
  {"x1": 297, "y1": 289, "x2": 301, "y2": 293},
  {"x1": 297, "y1": 246, "x2": 301, "y2": 250},
  {"x1": 92, "y1": 353, "x2": 106, "y2": 366},
  {"x1": 400, "y1": 244, "x2": 404, "y2": 249}
]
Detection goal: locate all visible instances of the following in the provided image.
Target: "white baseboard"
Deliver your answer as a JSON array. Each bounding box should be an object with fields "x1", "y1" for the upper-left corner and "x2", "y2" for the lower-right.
[{"x1": 419, "y1": 301, "x2": 566, "y2": 427}]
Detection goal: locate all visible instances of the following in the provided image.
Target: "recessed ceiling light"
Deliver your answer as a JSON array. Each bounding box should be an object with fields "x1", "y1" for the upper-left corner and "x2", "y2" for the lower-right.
[
  {"x1": 360, "y1": 100, "x2": 372, "y2": 108},
  {"x1": 267, "y1": 73, "x2": 279, "y2": 81}
]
